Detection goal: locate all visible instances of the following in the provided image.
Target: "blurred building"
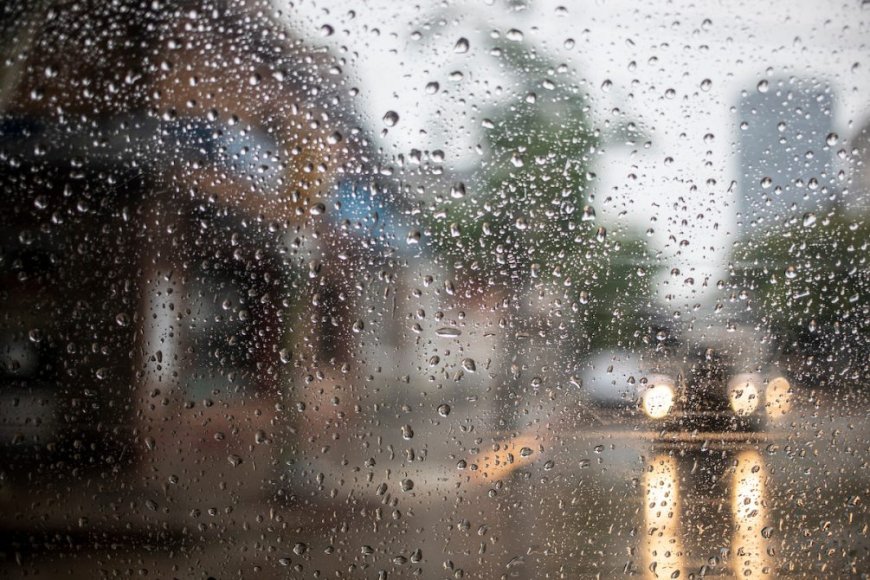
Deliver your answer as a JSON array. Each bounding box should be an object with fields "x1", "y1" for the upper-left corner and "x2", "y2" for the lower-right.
[
  {"x1": 0, "y1": 0, "x2": 372, "y2": 528},
  {"x1": 737, "y1": 78, "x2": 837, "y2": 235}
]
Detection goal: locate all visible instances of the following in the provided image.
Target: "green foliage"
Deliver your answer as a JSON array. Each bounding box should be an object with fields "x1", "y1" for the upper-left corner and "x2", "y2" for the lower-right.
[
  {"x1": 426, "y1": 43, "x2": 654, "y2": 349},
  {"x1": 733, "y1": 211, "x2": 869, "y2": 367}
]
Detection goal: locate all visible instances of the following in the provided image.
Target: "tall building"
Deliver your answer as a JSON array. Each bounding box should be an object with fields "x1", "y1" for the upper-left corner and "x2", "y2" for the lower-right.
[{"x1": 737, "y1": 79, "x2": 837, "y2": 234}]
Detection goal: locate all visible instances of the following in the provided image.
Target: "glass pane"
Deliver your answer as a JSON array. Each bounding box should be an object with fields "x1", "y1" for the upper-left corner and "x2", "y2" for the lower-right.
[{"x1": 1, "y1": 1, "x2": 868, "y2": 577}]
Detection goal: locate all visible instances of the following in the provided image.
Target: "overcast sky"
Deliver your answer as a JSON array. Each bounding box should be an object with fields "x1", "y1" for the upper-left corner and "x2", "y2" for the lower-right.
[{"x1": 279, "y1": 0, "x2": 870, "y2": 308}]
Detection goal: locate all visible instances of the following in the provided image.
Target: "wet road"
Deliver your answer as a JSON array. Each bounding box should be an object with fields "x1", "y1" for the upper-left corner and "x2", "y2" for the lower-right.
[{"x1": 1, "y1": 389, "x2": 868, "y2": 579}]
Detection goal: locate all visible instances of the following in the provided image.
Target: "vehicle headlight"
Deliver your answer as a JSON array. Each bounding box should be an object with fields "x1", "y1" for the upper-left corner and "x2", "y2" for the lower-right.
[
  {"x1": 641, "y1": 382, "x2": 675, "y2": 419},
  {"x1": 764, "y1": 376, "x2": 792, "y2": 419},
  {"x1": 728, "y1": 374, "x2": 760, "y2": 416}
]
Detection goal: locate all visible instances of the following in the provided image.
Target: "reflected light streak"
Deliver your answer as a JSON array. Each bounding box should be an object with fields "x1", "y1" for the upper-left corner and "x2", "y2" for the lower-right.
[
  {"x1": 731, "y1": 450, "x2": 772, "y2": 577},
  {"x1": 643, "y1": 454, "x2": 684, "y2": 579}
]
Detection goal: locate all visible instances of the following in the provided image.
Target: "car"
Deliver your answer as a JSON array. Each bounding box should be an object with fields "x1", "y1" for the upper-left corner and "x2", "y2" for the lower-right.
[{"x1": 581, "y1": 323, "x2": 795, "y2": 434}]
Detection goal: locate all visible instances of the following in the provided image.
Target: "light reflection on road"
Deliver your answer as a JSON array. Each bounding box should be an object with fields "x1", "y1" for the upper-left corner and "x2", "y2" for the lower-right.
[
  {"x1": 641, "y1": 447, "x2": 772, "y2": 578},
  {"x1": 643, "y1": 454, "x2": 684, "y2": 579},
  {"x1": 731, "y1": 449, "x2": 771, "y2": 578}
]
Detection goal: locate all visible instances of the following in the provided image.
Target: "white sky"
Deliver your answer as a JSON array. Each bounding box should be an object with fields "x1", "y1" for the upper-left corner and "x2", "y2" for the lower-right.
[{"x1": 278, "y1": 0, "x2": 870, "y2": 308}]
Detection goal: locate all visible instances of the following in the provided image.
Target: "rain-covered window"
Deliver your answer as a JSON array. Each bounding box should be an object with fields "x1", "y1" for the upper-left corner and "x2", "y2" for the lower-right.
[{"x1": 1, "y1": 1, "x2": 869, "y2": 577}]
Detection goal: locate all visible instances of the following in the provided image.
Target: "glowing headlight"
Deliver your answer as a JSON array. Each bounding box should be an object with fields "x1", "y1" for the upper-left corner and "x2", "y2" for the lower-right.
[
  {"x1": 728, "y1": 374, "x2": 760, "y2": 416},
  {"x1": 764, "y1": 376, "x2": 792, "y2": 419},
  {"x1": 642, "y1": 383, "x2": 675, "y2": 419}
]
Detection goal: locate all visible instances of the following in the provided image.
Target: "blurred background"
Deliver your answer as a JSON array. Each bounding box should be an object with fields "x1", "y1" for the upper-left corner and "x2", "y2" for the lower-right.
[{"x1": 0, "y1": 0, "x2": 868, "y2": 577}]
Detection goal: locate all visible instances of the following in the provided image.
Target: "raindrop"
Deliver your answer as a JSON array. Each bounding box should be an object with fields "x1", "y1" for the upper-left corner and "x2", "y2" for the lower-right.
[
  {"x1": 437, "y1": 404, "x2": 451, "y2": 417},
  {"x1": 436, "y1": 327, "x2": 462, "y2": 338},
  {"x1": 506, "y1": 29, "x2": 524, "y2": 42},
  {"x1": 454, "y1": 37, "x2": 469, "y2": 53},
  {"x1": 757, "y1": 79, "x2": 769, "y2": 93},
  {"x1": 425, "y1": 81, "x2": 440, "y2": 94},
  {"x1": 383, "y1": 111, "x2": 399, "y2": 127},
  {"x1": 700, "y1": 78, "x2": 712, "y2": 91}
]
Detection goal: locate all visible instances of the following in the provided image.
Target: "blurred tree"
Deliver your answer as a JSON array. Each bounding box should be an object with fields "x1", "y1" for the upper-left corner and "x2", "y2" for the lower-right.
[
  {"x1": 732, "y1": 211, "x2": 869, "y2": 384},
  {"x1": 426, "y1": 43, "x2": 654, "y2": 350}
]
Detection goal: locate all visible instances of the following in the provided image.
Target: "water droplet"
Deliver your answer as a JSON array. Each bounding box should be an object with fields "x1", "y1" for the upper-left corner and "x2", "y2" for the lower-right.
[
  {"x1": 383, "y1": 111, "x2": 399, "y2": 127},
  {"x1": 760, "y1": 176, "x2": 772, "y2": 189},
  {"x1": 700, "y1": 78, "x2": 712, "y2": 91},
  {"x1": 802, "y1": 212, "x2": 816, "y2": 227},
  {"x1": 320, "y1": 24, "x2": 334, "y2": 37},
  {"x1": 506, "y1": 29, "x2": 524, "y2": 42},
  {"x1": 401, "y1": 425, "x2": 414, "y2": 440},
  {"x1": 425, "y1": 81, "x2": 440, "y2": 94},
  {"x1": 826, "y1": 132, "x2": 839, "y2": 146},
  {"x1": 352, "y1": 320, "x2": 365, "y2": 333},
  {"x1": 462, "y1": 358, "x2": 476, "y2": 372},
  {"x1": 227, "y1": 454, "x2": 243, "y2": 467},
  {"x1": 401, "y1": 478, "x2": 414, "y2": 492},
  {"x1": 436, "y1": 327, "x2": 462, "y2": 338},
  {"x1": 450, "y1": 182, "x2": 466, "y2": 198},
  {"x1": 601, "y1": 79, "x2": 612, "y2": 92},
  {"x1": 757, "y1": 79, "x2": 769, "y2": 93},
  {"x1": 454, "y1": 37, "x2": 469, "y2": 53},
  {"x1": 438, "y1": 404, "x2": 451, "y2": 417}
]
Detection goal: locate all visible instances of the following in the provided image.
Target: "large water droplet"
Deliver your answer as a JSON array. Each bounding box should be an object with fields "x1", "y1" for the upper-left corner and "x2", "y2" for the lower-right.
[{"x1": 383, "y1": 111, "x2": 399, "y2": 127}]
